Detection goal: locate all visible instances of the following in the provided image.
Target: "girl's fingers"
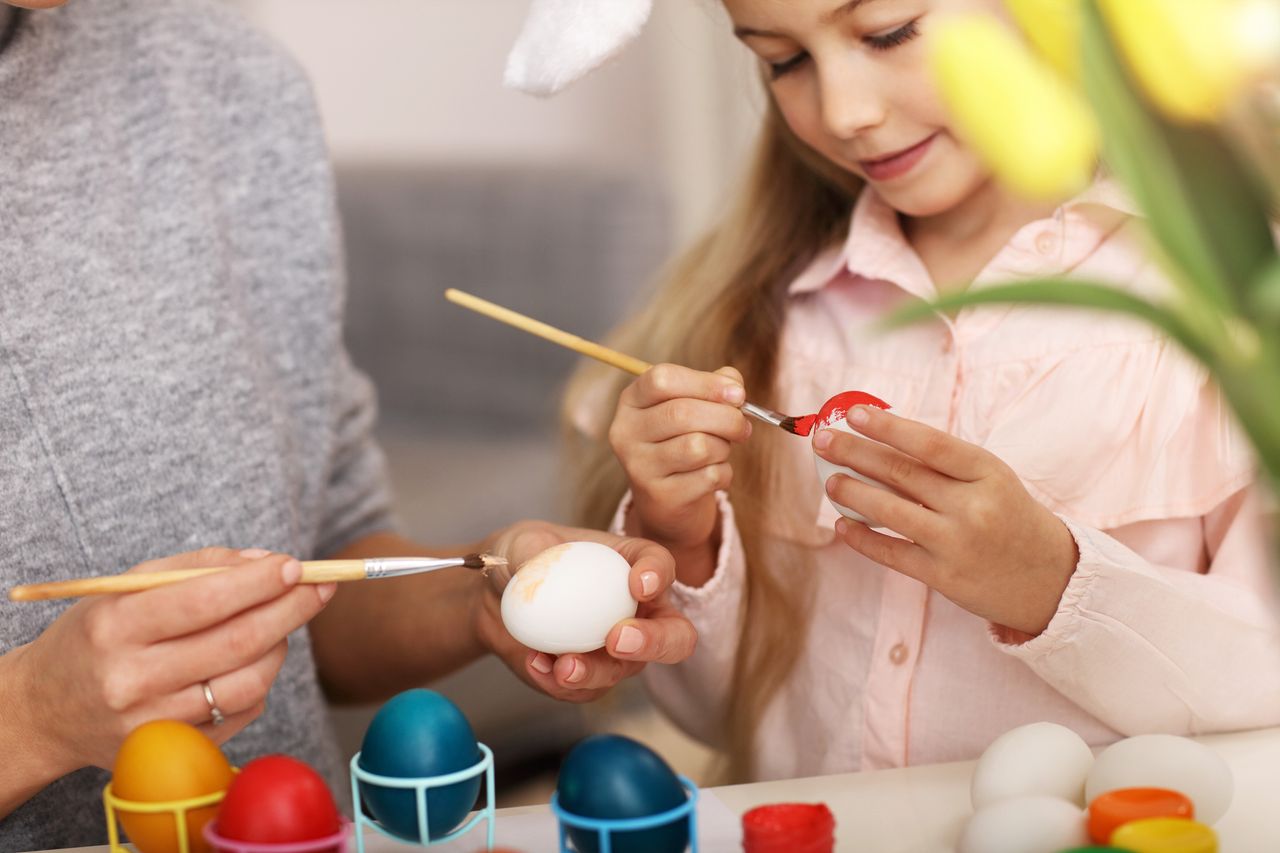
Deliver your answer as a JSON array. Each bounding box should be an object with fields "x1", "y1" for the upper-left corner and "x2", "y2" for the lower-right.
[
  {"x1": 834, "y1": 516, "x2": 933, "y2": 583},
  {"x1": 637, "y1": 398, "x2": 751, "y2": 444},
  {"x1": 149, "y1": 582, "x2": 328, "y2": 690},
  {"x1": 845, "y1": 406, "x2": 992, "y2": 482},
  {"x1": 649, "y1": 465, "x2": 734, "y2": 506},
  {"x1": 624, "y1": 363, "x2": 746, "y2": 410},
  {"x1": 816, "y1": 429, "x2": 955, "y2": 507},
  {"x1": 121, "y1": 554, "x2": 304, "y2": 643},
  {"x1": 654, "y1": 433, "x2": 733, "y2": 475},
  {"x1": 827, "y1": 474, "x2": 942, "y2": 547}
]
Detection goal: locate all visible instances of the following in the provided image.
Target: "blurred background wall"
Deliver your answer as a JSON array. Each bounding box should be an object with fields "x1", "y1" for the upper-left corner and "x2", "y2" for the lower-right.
[{"x1": 229, "y1": 0, "x2": 764, "y2": 803}]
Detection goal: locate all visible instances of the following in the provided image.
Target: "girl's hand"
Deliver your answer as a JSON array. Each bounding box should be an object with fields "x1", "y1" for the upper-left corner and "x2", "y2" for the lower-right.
[
  {"x1": 7, "y1": 548, "x2": 334, "y2": 773},
  {"x1": 813, "y1": 406, "x2": 1079, "y2": 637},
  {"x1": 608, "y1": 364, "x2": 752, "y2": 551},
  {"x1": 474, "y1": 521, "x2": 697, "y2": 703}
]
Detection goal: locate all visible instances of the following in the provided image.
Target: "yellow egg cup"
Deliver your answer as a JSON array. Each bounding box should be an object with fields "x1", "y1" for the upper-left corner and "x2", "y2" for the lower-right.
[{"x1": 103, "y1": 777, "x2": 233, "y2": 853}]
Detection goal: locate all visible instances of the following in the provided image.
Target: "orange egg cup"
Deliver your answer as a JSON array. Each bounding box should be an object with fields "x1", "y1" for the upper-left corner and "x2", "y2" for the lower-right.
[{"x1": 103, "y1": 773, "x2": 235, "y2": 853}]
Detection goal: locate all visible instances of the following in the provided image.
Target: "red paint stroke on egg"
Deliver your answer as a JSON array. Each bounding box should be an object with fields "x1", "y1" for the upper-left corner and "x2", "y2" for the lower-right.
[{"x1": 791, "y1": 390, "x2": 891, "y2": 436}]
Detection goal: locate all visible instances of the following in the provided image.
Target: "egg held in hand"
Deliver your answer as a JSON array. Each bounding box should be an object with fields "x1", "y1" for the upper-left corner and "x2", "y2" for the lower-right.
[
  {"x1": 810, "y1": 390, "x2": 894, "y2": 527},
  {"x1": 111, "y1": 720, "x2": 235, "y2": 853},
  {"x1": 500, "y1": 541, "x2": 638, "y2": 655}
]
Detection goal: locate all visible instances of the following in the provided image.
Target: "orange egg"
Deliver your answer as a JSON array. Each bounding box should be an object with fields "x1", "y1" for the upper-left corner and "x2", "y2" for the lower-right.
[{"x1": 111, "y1": 721, "x2": 235, "y2": 853}]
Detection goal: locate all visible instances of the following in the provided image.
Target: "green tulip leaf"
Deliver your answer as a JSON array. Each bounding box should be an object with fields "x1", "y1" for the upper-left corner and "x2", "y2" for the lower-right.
[{"x1": 1080, "y1": 1, "x2": 1276, "y2": 314}]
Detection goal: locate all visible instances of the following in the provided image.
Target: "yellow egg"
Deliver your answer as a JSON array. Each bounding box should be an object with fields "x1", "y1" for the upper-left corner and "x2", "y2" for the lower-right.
[{"x1": 111, "y1": 720, "x2": 235, "y2": 853}]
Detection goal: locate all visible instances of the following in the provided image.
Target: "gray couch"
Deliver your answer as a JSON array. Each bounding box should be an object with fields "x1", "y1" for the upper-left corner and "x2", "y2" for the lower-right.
[{"x1": 331, "y1": 164, "x2": 671, "y2": 793}]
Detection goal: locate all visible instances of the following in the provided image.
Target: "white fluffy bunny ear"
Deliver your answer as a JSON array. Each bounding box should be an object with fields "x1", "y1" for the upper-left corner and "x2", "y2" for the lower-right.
[{"x1": 505, "y1": 0, "x2": 654, "y2": 97}]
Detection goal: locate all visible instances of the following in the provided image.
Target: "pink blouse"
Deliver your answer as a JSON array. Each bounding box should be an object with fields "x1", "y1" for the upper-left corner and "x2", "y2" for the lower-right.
[{"x1": 612, "y1": 184, "x2": 1280, "y2": 780}]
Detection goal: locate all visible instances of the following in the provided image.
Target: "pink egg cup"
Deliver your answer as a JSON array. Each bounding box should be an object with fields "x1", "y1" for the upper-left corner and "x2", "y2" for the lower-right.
[{"x1": 203, "y1": 819, "x2": 351, "y2": 853}]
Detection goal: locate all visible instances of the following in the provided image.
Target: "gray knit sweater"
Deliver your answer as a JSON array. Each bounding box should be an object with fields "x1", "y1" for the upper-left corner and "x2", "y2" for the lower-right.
[{"x1": 0, "y1": 2, "x2": 394, "y2": 848}]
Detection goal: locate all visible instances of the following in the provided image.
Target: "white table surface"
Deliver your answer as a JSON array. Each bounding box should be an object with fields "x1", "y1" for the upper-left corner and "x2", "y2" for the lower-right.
[{"x1": 34, "y1": 727, "x2": 1280, "y2": 853}]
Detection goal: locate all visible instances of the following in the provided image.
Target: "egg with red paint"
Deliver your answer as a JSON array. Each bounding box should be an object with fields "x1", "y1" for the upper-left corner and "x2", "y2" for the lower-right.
[
  {"x1": 810, "y1": 391, "x2": 896, "y2": 527},
  {"x1": 501, "y1": 541, "x2": 638, "y2": 655}
]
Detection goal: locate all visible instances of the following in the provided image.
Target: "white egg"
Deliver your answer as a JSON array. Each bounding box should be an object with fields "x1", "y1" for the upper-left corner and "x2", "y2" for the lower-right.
[
  {"x1": 500, "y1": 541, "x2": 638, "y2": 655},
  {"x1": 958, "y1": 796, "x2": 1088, "y2": 853},
  {"x1": 971, "y1": 722, "x2": 1095, "y2": 808},
  {"x1": 812, "y1": 417, "x2": 900, "y2": 528},
  {"x1": 1085, "y1": 734, "x2": 1234, "y2": 824}
]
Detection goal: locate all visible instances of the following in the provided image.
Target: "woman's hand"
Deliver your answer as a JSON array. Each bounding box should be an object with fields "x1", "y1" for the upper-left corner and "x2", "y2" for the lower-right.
[
  {"x1": 814, "y1": 405, "x2": 1079, "y2": 637},
  {"x1": 608, "y1": 364, "x2": 752, "y2": 569},
  {"x1": 473, "y1": 521, "x2": 697, "y2": 704},
  {"x1": 6, "y1": 548, "x2": 334, "y2": 774}
]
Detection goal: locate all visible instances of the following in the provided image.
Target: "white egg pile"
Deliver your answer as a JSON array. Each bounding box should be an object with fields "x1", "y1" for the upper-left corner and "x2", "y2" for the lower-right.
[
  {"x1": 500, "y1": 541, "x2": 638, "y2": 655},
  {"x1": 959, "y1": 723, "x2": 1233, "y2": 853}
]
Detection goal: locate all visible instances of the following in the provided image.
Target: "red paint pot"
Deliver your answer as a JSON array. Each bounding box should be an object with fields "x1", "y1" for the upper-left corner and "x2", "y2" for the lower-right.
[{"x1": 742, "y1": 803, "x2": 835, "y2": 853}]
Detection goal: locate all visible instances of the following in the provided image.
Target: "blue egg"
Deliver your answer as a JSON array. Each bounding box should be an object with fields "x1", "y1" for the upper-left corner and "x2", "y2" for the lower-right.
[
  {"x1": 357, "y1": 689, "x2": 482, "y2": 841},
  {"x1": 556, "y1": 735, "x2": 690, "y2": 853}
]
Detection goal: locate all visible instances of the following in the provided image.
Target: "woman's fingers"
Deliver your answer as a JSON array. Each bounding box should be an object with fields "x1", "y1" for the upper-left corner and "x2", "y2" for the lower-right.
[
  {"x1": 606, "y1": 604, "x2": 698, "y2": 665},
  {"x1": 119, "y1": 553, "x2": 306, "y2": 642},
  {"x1": 148, "y1": 582, "x2": 330, "y2": 691}
]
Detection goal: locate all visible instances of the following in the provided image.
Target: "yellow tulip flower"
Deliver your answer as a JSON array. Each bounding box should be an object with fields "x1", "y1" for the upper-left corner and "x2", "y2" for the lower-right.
[
  {"x1": 1003, "y1": 0, "x2": 1083, "y2": 80},
  {"x1": 931, "y1": 15, "x2": 1100, "y2": 200},
  {"x1": 1097, "y1": 0, "x2": 1252, "y2": 124}
]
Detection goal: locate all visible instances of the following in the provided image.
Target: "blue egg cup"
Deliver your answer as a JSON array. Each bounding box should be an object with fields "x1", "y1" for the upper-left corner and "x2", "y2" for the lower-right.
[
  {"x1": 550, "y1": 775, "x2": 700, "y2": 853},
  {"x1": 349, "y1": 743, "x2": 495, "y2": 852}
]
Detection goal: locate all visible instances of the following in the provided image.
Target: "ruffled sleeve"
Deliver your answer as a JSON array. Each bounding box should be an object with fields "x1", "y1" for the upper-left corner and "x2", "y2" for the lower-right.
[
  {"x1": 606, "y1": 490, "x2": 747, "y2": 747},
  {"x1": 984, "y1": 335, "x2": 1254, "y2": 530},
  {"x1": 992, "y1": 487, "x2": 1280, "y2": 735}
]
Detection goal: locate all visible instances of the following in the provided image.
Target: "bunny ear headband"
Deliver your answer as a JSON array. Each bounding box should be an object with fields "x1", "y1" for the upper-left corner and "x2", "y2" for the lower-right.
[{"x1": 505, "y1": 0, "x2": 654, "y2": 96}]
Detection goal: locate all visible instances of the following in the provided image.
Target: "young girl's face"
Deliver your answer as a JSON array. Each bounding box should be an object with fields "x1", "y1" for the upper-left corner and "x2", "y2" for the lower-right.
[{"x1": 724, "y1": 0, "x2": 1008, "y2": 218}]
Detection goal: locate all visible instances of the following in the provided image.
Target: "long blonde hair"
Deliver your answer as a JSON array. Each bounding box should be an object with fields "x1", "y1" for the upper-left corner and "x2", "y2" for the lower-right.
[{"x1": 563, "y1": 98, "x2": 862, "y2": 781}]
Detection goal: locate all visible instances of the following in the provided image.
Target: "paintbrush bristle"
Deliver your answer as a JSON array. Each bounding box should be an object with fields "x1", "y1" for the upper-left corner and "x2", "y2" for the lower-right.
[{"x1": 462, "y1": 553, "x2": 509, "y2": 571}]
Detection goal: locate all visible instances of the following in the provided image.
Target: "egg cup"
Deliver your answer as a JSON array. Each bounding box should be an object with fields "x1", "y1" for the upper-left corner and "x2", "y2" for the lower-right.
[
  {"x1": 550, "y1": 775, "x2": 700, "y2": 853},
  {"x1": 103, "y1": 781, "x2": 230, "y2": 853},
  {"x1": 202, "y1": 819, "x2": 350, "y2": 853},
  {"x1": 348, "y1": 743, "x2": 495, "y2": 853}
]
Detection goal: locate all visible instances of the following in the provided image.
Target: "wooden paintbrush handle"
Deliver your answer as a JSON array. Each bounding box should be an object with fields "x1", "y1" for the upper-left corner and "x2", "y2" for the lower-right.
[
  {"x1": 8, "y1": 560, "x2": 369, "y2": 602},
  {"x1": 445, "y1": 288, "x2": 652, "y2": 376}
]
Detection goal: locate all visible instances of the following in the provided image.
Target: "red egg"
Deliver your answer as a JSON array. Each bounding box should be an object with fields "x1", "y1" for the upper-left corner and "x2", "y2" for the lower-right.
[{"x1": 214, "y1": 755, "x2": 341, "y2": 846}]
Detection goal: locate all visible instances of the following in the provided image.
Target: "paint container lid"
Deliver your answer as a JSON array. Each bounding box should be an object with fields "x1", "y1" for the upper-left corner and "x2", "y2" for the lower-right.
[
  {"x1": 1109, "y1": 817, "x2": 1217, "y2": 853},
  {"x1": 742, "y1": 803, "x2": 835, "y2": 853},
  {"x1": 1088, "y1": 788, "x2": 1194, "y2": 844}
]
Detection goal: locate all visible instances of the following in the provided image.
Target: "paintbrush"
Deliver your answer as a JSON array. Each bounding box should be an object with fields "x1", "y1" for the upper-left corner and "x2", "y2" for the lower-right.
[
  {"x1": 7, "y1": 554, "x2": 509, "y2": 602},
  {"x1": 444, "y1": 289, "x2": 820, "y2": 437}
]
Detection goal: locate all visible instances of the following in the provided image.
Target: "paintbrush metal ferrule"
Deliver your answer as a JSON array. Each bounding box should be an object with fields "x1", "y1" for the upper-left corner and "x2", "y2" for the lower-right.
[
  {"x1": 741, "y1": 401, "x2": 784, "y2": 428},
  {"x1": 362, "y1": 554, "x2": 506, "y2": 580}
]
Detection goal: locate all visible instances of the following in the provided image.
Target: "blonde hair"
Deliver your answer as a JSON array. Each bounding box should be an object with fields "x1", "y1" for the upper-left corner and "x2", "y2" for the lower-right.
[{"x1": 563, "y1": 98, "x2": 862, "y2": 781}]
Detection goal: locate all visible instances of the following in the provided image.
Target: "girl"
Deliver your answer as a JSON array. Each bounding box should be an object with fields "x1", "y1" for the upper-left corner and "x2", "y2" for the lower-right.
[{"x1": 567, "y1": 0, "x2": 1280, "y2": 782}]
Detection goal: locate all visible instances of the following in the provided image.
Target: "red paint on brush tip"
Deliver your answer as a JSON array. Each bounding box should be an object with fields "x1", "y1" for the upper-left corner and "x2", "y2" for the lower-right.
[
  {"x1": 791, "y1": 414, "x2": 818, "y2": 437},
  {"x1": 743, "y1": 803, "x2": 836, "y2": 853}
]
